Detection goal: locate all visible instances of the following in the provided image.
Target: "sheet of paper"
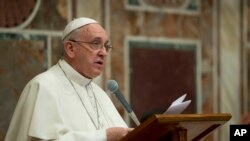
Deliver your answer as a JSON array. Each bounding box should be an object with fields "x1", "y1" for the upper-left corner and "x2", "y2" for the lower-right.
[
  {"x1": 172, "y1": 93, "x2": 187, "y2": 105},
  {"x1": 164, "y1": 94, "x2": 191, "y2": 114}
]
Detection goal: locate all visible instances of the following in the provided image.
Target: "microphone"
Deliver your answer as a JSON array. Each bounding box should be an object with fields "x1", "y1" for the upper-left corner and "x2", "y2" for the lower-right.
[{"x1": 107, "y1": 80, "x2": 140, "y2": 126}]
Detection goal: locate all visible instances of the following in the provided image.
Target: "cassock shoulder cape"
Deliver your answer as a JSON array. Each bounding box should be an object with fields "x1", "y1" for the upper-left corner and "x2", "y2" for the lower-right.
[{"x1": 5, "y1": 60, "x2": 127, "y2": 141}]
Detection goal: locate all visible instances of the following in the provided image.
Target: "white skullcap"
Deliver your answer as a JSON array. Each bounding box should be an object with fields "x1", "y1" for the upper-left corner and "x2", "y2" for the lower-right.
[{"x1": 62, "y1": 17, "x2": 98, "y2": 40}]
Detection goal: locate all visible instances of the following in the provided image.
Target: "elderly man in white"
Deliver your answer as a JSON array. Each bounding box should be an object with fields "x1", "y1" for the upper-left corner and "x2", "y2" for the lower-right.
[{"x1": 5, "y1": 17, "x2": 133, "y2": 141}]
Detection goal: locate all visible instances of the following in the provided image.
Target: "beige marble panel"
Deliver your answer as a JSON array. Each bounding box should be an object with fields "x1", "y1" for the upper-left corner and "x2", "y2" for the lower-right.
[
  {"x1": 220, "y1": 0, "x2": 241, "y2": 141},
  {"x1": 76, "y1": 0, "x2": 102, "y2": 22}
]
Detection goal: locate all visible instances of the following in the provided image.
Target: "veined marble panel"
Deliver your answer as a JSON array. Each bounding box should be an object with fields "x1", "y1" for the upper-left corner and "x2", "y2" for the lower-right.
[
  {"x1": 125, "y1": 0, "x2": 200, "y2": 15},
  {"x1": 0, "y1": 39, "x2": 45, "y2": 140}
]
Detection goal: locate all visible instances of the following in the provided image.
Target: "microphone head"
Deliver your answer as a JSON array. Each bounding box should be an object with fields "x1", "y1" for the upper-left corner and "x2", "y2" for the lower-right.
[{"x1": 107, "y1": 80, "x2": 119, "y2": 92}]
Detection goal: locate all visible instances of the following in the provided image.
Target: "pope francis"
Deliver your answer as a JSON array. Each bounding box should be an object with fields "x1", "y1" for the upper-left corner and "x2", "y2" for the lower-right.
[{"x1": 5, "y1": 17, "x2": 133, "y2": 141}]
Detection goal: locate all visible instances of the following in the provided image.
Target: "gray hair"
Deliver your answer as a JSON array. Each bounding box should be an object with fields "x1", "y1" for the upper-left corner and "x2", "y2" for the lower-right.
[{"x1": 61, "y1": 28, "x2": 81, "y2": 57}]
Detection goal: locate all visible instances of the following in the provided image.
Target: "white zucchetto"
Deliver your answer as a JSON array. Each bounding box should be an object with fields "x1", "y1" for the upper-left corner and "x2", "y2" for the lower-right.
[{"x1": 62, "y1": 17, "x2": 98, "y2": 40}]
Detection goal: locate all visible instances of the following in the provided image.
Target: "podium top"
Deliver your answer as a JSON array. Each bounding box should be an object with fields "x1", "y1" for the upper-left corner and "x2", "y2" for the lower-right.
[{"x1": 121, "y1": 113, "x2": 232, "y2": 141}]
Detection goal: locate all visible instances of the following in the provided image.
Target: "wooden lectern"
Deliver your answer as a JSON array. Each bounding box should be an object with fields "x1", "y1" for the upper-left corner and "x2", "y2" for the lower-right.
[{"x1": 121, "y1": 113, "x2": 231, "y2": 141}]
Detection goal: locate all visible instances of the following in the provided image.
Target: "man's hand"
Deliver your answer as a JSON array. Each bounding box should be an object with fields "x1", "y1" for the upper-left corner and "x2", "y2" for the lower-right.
[
  {"x1": 106, "y1": 127, "x2": 134, "y2": 141},
  {"x1": 242, "y1": 113, "x2": 250, "y2": 124}
]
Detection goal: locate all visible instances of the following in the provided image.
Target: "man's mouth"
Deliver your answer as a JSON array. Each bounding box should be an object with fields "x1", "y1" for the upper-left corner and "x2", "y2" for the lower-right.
[{"x1": 95, "y1": 60, "x2": 103, "y2": 65}]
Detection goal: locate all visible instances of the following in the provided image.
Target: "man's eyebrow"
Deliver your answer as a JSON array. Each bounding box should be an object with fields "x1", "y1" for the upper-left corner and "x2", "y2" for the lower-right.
[
  {"x1": 90, "y1": 37, "x2": 102, "y2": 41},
  {"x1": 90, "y1": 37, "x2": 109, "y2": 43}
]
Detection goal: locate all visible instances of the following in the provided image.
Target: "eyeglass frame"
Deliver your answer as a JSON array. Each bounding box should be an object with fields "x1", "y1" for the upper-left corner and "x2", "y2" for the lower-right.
[{"x1": 68, "y1": 39, "x2": 112, "y2": 52}]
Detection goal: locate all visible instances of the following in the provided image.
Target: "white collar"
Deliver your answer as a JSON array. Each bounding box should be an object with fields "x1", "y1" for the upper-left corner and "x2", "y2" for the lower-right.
[{"x1": 58, "y1": 59, "x2": 92, "y2": 86}]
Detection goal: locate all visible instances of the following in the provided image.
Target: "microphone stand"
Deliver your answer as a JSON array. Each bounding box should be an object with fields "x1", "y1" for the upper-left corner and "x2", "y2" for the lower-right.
[{"x1": 129, "y1": 111, "x2": 141, "y2": 126}]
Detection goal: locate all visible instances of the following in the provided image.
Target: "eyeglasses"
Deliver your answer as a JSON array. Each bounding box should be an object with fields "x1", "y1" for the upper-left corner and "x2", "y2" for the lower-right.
[{"x1": 69, "y1": 39, "x2": 112, "y2": 52}]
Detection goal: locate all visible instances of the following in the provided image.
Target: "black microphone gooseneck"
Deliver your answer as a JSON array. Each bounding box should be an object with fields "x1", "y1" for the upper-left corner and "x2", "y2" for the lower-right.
[{"x1": 107, "y1": 80, "x2": 140, "y2": 126}]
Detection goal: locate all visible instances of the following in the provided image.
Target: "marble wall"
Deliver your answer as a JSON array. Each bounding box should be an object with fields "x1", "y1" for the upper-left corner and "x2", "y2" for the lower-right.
[
  {"x1": 108, "y1": 0, "x2": 246, "y2": 141},
  {"x1": 0, "y1": 0, "x2": 67, "y2": 140}
]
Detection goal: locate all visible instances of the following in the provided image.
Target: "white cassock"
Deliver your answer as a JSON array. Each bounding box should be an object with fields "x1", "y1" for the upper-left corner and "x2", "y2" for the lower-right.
[{"x1": 5, "y1": 59, "x2": 127, "y2": 141}]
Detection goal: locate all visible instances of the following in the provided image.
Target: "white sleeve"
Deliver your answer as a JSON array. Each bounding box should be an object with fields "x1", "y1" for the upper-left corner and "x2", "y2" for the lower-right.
[
  {"x1": 29, "y1": 130, "x2": 107, "y2": 141},
  {"x1": 29, "y1": 129, "x2": 106, "y2": 141},
  {"x1": 57, "y1": 130, "x2": 106, "y2": 141}
]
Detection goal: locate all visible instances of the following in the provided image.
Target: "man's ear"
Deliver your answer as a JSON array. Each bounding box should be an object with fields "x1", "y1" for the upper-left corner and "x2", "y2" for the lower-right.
[{"x1": 63, "y1": 41, "x2": 75, "y2": 58}]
